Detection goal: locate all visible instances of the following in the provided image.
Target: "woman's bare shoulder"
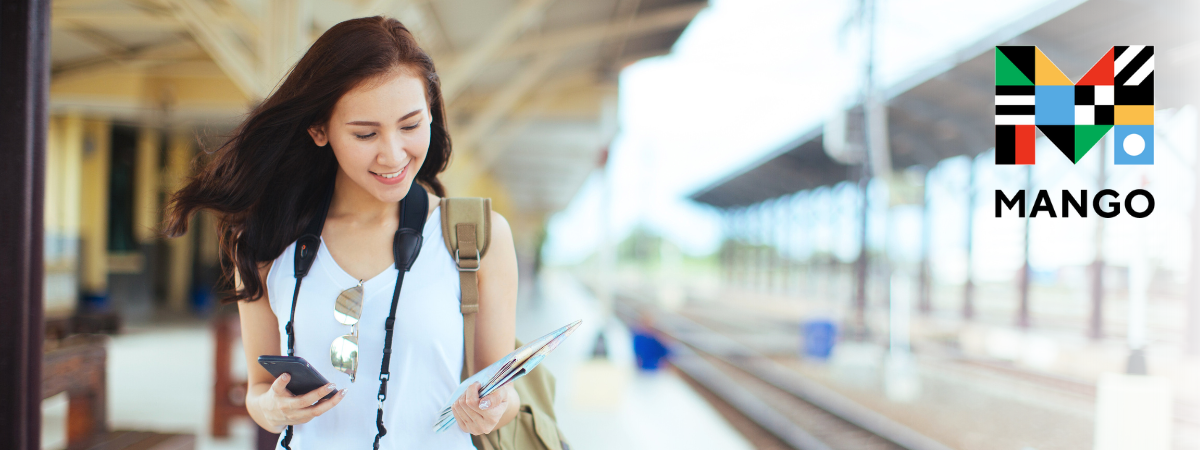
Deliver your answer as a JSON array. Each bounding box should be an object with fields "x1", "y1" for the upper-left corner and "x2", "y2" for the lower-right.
[
  {"x1": 426, "y1": 191, "x2": 441, "y2": 218},
  {"x1": 258, "y1": 260, "x2": 274, "y2": 279},
  {"x1": 486, "y1": 210, "x2": 514, "y2": 259}
]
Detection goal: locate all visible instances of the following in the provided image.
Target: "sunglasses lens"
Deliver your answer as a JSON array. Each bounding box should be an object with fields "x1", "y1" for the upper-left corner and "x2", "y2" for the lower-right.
[
  {"x1": 330, "y1": 335, "x2": 358, "y2": 380},
  {"x1": 334, "y1": 284, "x2": 364, "y2": 325}
]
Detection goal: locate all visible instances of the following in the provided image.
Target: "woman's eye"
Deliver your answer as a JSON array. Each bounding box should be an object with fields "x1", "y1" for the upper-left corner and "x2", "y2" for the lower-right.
[
  {"x1": 401, "y1": 123, "x2": 420, "y2": 131},
  {"x1": 354, "y1": 132, "x2": 376, "y2": 140}
]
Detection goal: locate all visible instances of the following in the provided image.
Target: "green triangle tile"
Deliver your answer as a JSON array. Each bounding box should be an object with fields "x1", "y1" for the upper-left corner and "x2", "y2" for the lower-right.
[
  {"x1": 1074, "y1": 125, "x2": 1112, "y2": 162},
  {"x1": 996, "y1": 49, "x2": 1033, "y2": 86}
]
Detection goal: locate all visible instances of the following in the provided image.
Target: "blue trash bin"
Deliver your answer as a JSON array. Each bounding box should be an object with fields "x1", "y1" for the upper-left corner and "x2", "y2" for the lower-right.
[{"x1": 802, "y1": 319, "x2": 837, "y2": 360}]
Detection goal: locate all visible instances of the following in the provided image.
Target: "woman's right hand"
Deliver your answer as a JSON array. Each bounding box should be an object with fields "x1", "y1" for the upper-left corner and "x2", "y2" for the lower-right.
[{"x1": 255, "y1": 373, "x2": 347, "y2": 430}]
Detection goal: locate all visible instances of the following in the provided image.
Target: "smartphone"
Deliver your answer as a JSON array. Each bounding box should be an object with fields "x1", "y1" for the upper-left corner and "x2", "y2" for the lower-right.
[{"x1": 258, "y1": 355, "x2": 337, "y2": 401}]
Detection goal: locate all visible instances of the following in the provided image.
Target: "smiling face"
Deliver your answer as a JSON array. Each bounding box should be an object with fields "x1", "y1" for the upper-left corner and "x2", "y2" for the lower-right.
[{"x1": 308, "y1": 68, "x2": 431, "y2": 203}]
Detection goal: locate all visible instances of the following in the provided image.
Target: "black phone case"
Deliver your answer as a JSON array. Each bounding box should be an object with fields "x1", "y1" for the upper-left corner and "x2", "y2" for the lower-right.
[{"x1": 258, "y1": 355, "x2": 337, "y2": 401}]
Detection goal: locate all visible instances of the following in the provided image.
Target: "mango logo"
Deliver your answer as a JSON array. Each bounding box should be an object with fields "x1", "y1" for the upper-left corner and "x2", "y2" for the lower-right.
[{"x1": 994, "y1": 46, "x2": 1153, "y2": 165}]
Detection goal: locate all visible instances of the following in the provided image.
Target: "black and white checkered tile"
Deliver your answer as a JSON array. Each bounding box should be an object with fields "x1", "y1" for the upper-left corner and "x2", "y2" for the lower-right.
[{"x1": 1075, "y1": 85, "x2": 1114, "y2": 125}]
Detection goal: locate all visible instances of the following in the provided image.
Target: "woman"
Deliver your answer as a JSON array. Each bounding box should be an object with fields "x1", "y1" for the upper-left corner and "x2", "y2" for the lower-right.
[{"x1": 165, "y1": 16, "x2": 520, "y2": 449}]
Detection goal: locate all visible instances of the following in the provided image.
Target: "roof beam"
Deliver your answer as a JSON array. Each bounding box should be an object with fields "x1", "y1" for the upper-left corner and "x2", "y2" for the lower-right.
[
  {"x1": 455, "y1": 51, "x2": 563, "y2": 152},
  {"x1": 51, "y1": 39, "x2": 200, "y2": 81},
  {"x1": 166, "y1": 0, "x2": 263, "y2": 98},
  {"x1": 260, "y1": 0, "x2": 311, "y2": 90},
  {"x1": 212, "y1": 0, "x2": 262, "y2": 40},
  {"x1": 64, "y1": 25, "x2": 130, "y2": 57},
  {"x1": 51, "y1": 11, "x2": 184, "y2": 31},
  {"x1": 476, "y1": 83, "x2": 562, "y2": 169},
  {"x1": 497, "y1": 3, "x2": 704, "y2": 59},
  {"x1": 438, "y1": 0, "x2": 556, "y2": 103},
  {"x1": 597, "y1": 0, "x2": 642, "y2": 70}
]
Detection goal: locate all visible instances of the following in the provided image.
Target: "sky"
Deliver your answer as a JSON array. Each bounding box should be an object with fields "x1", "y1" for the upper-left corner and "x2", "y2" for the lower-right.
[{"x1": 538, "y1": 0, "x2": 1194, "y2": 273}]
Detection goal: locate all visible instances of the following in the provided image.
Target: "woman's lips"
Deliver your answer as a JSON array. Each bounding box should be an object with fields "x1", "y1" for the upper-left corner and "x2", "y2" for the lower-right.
[{"x1": 371, "y1": 163, "x2": 408, "y2": 186}]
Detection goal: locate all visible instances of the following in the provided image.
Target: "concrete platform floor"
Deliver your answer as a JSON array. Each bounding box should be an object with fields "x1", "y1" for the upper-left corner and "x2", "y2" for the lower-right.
[{"x1": 42, "y1": 270, "x2": 750, "y2": 450}]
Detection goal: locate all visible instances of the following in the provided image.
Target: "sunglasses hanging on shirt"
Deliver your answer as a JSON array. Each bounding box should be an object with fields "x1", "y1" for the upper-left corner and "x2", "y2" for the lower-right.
[
  {"x1": 330, "y1": 279, "x2": 363, "y2": 382},
  {"x1": 281, "y1": 179, "x2": 428, "y2": 450}
]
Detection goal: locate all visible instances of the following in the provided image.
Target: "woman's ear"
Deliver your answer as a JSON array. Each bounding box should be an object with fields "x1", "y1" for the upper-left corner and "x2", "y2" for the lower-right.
[{"x1": 308, "y1": 124, "x2": 329, "y2": 147}]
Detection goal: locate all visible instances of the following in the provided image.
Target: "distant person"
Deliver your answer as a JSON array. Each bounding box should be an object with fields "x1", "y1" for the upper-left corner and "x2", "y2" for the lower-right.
[
  {"x1": 165, "y1": 17, "x2": 520, "y2": 449},
  {"x1": 631, "y1": 316, "x2": 670, "y2": 371}
]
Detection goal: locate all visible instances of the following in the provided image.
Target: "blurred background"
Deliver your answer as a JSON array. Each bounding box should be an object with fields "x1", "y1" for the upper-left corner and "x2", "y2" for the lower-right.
[{"x1": 27, "y1": 0, "x2": 1200, "y2": 449}]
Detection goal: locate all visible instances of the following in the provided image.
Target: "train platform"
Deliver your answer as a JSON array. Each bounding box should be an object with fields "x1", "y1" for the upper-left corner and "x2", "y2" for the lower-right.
[
  {"x1": 514, "y1": 270, "x2": 753, "y2": 450},
  {"x1": 41, "y1": 271, "x2": 752, "y2": 450},
  {"x1": 610, "y1": 278, "x2": 1200, "y2": 450}
]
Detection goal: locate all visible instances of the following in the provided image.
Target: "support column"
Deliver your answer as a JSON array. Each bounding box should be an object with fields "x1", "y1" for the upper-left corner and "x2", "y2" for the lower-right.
[
  {"x1": 963, "y1": 156, "x2": 976, "y2": 320},
  {"x1": 731, "y1": 208, "x2": 740, "y2": 287},
  {"x1": 734, "y1": 207, "x2": 744, "y2": 289},
  {"x1": 165, "y1": 131, "x2": 195, "y2": 312},
  {"x1": 757, "y1": 203, "x2": 766, "y2": 292},
  {"x1": 61, "y1": 114, "x2": 83, "y2": 266},
  {"x1": 79, "y1": 119, "x2": 111, "y2": 308},
  {"x1": 758, "y1": 202, "x2": 769, "y2": 292},
  {"x1": 43, "y1": 116, "x2": 81, "y2": 317},
  {"x1": 1089, "y1": 136, "x2": 1109, "y2": 340},
  {"x1": 1188, "y1": 109, "x2": 1200, "y2": 355},
  {"x1": 758, "y1": 204, "x2": 768, "y2": 292},
  {"x1": 1017, "y1": 165, "x2": 1032, "y2": 329},
  {"x1": 720, "y1": 211, "x2": 730, "y2": 286},
  {"x1": 776, "y1": 198, "x2": 784, "y2": 294},
  {"x1": 0, "y1": 0, "x2": 49, "y2": 446},
  {"x1": 134, "y1": 127, "x2": 161, "y2": 244},
  {"x1": 824, "y1": 188, "x2": 836, "y2": 304},
  {"x1": 787, "y1": 193, "x2": 796, "y2": 296},
  {"x1": 918, "y1": 169, "x2": 932, "y2": 314},
  {"x1": 853, "y1": 170, "x2": 871, "y2": 339},
  {"x1": 44, "y1": 116, "x2": 61, "y2": 258}
]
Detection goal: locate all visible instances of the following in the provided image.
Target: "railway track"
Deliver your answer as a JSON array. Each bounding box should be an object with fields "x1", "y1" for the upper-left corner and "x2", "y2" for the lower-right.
[
  {"x1": 615, "y1": 299, "x2": 955, "y2": 450},
  {"x1": 614, "y1": 293, "x2": 1200, "y2": 450},
  {"x1": 679, "y1": 298, "x2": 1200, "y2": 430}
]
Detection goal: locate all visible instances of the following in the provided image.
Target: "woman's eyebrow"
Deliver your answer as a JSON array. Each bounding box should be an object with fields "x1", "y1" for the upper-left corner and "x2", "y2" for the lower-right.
[{"x1": 345, "y1": 109, "x2": 423, "y2": 126}]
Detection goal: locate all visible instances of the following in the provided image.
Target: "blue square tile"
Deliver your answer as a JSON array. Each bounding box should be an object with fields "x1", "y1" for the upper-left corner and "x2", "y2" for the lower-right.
[
  {"x1": 1114, "y1": 125, "x2": 1153, "y2": 165},
  {"x1": 1035, "y1": 86, "x2": 1074, "y2": 125}
]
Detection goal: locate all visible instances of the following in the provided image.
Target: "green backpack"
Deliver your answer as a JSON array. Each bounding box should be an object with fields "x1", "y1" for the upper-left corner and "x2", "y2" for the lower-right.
[{"x1": 439, "y1": 198, "x2": 570, "y2": 450}]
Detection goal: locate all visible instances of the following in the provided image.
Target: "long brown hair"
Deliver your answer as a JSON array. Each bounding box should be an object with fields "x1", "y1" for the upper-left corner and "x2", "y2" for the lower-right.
[{"x1": 164, "y1": 16, "x2": 451, "y2": 303}]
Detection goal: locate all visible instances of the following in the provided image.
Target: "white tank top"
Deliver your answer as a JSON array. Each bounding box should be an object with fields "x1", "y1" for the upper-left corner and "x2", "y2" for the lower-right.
[{"x1": 265, "y1": 206, "x2": 476, "y2": 449}]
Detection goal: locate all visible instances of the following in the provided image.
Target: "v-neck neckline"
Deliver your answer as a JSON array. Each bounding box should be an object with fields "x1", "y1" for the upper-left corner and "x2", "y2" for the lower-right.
[{"x1": 315, "y1": 205, "x2": 440, "y2": 293}]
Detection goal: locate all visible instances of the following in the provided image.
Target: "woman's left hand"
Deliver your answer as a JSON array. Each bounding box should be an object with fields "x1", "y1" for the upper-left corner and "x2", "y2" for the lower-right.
[{"x1": 452, "y1": 382, "x2": 512, "y2": 435}]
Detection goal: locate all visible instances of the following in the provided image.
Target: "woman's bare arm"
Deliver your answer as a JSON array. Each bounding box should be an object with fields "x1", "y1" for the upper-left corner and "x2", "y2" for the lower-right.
[{"x1": 238, "y1": 261, "x2": 346, "y2": 433}]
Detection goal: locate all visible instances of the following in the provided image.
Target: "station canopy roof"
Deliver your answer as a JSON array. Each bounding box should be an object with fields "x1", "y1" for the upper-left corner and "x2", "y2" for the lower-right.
[
  {"x1": 691, "y1": 0, "x2": 1198, "y2": 209},
  {"x1": 49, "y1": 0, "x2": 706, "y2": 216}
]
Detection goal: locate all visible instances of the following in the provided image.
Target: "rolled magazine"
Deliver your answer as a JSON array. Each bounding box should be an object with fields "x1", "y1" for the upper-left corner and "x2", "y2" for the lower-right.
[{"x1": 433, "y1": 319, "x2": 582, "y2": 433}]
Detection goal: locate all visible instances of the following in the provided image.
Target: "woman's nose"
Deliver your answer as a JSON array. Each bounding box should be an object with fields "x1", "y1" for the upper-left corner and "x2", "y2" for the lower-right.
[{"x1": 378, "y1": 133, "x2": 408, "y2": 165}]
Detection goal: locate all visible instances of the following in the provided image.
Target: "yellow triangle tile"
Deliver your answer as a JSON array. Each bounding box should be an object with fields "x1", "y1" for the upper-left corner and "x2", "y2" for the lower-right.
[{"x1": 1035, "y1": 47, "x2": 1073, "y2": 85}]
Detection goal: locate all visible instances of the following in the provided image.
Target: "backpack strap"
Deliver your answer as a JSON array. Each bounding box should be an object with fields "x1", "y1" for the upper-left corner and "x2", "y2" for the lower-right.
[{"x1": 439, "y1": 198, "x2": 491, "y2": 382}]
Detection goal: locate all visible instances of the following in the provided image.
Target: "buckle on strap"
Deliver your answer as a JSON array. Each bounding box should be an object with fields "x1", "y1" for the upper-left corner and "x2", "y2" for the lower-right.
[{"x1": 454, "y1": 249, "x2": 481, "y2": 272}]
